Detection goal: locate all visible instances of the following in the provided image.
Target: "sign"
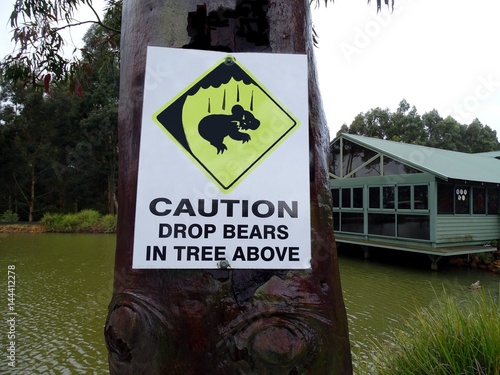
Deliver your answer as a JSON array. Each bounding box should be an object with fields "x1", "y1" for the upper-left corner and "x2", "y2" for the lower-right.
[{"x1": 132, "y1": 47, "x2": 310, "y2": 269}]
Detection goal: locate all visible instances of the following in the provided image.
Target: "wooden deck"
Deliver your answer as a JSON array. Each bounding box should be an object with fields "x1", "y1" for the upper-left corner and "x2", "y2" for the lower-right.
[{"x1": 334, "y1": 234, "x2": 497, "y2": 257}]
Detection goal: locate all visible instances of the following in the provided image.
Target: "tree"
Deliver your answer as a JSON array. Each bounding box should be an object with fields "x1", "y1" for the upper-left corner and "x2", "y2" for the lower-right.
[
  {"x1": 0, "y1": 83, "x2": 23, "y2": 215},
  {"x1": 345, "y1": 108, "x2": 390, "y2": 138},
  {"x1": 2, "y1": 0, "x2": 121, "y2": 90},
  {"x1": 0, "y1": 81, "x2": 84, "y2": 220},
  {"x1": 339, "y1": 100, "x2": 500, "y2": 153},
  {"x1": 464, "y1": 118, "x2": 500, "y2": 153},
  {"x1": 1, "y1": 85, "x2": 56, "y2": 221},
  {"x1": 0, "y1": 3, "x2": 121, "y2": 218},
  {"x1": 0, "y1": 65, "x2": 117, "y2": 219},
  {"x1": 430, "y1": 116, "x2": 465, "y2": 151},
  {"x1": 102, "y1": 2, "x2": 351, "y2": 373},
  {"x1": 392, "y1": 100, "x2": 426, "y2": 144},
  {"x1": 67, "y1": 16, "x2": 120, "y2": 214},
  {"x1": 422, "y1": 108, "x2": 442, "y2": 144}
]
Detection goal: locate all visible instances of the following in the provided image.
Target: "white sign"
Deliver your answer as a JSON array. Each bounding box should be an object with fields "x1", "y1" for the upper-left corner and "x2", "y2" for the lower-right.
[{"x1": 132, "y1": 47, "x2": 310, "y2": 269}]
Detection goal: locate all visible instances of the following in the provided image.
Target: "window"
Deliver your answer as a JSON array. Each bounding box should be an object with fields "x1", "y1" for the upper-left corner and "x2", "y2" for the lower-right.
[
  {"x1": 383, "y1": 187, "x2": 395, "y2": 209},
  {"x1": 455, "y1": 186, "x2": 470, "y2": 214},
  {"x1": 333, "y1": 212, "x2": 340, "y2": 231},
  {"x1": 341, "y1": 213, "x2": 364, "y2": 233},
  {"x1": 397, "y1": 215, "x2": 430, "y2": 240},
  {"x1": 353, "y1": 187, "x2": 363, "y2": 208},
  {"x1": 342, "y1": 140, "x2": 377, "y2": 177},
  {"x1": 339, "y1": 187, "x2": 363, "y2": 209},
  {"x1": 341, "y1": 189, "x2": 351, "y2": 208},
  {"x1": 331, "y1": 138, "x2": 424, "y2": 179},
  {"x1": 383, "y1": 157, "x2": 420, "y2": 175},
  {"x1": 438, "y1": 183, "x2": 495, "y2": 215},
  {"x1": 331, "y1": 188, "x2": 340, "y2": 208},
  {"x1": 352, "y1": 157, "x2": 381, "y2": 178},
  {"x1": 335, "y1": 187, "x2": 364, "y2": 233},
  {"x1": 369, "y1": 184, "x2": 429, "y2": 212},
  {"x1": 398, "y1": 186, "x2": 411, "y2": 209},
  {"x1": 414, "y1": 185, "x2": 429, "y2": 210},
  {"x1": 368, "y1": 185, "x2": 430, "y2": 240},
  {"x1": 369, "y1": 187, "x2": 380, "y2": 208},
  {"x1": 368, "y1": 214, "x2": 395, "y2": 236},
  {"x1": 438, "y1": 183, "x2": 454, "y2": 214},
  {"x1": 488, "y1": 188, "x2": 499, "y2": 215},
  {"x1": 473, "y1": 188, "x2": 486, "y2": 214},
  {"x1": 330, "y1": 141, "x2": 341, "y2": 177}
]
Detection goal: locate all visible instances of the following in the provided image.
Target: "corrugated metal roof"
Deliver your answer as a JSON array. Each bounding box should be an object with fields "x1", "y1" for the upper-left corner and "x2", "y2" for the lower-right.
[{"x1": 335, "y1": 134, "x2": 500, "y2": 184}]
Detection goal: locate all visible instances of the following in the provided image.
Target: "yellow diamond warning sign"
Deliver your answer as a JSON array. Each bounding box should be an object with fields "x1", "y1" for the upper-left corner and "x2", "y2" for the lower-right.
[{"x1": 153, "y1": 55, "x2": 299, "y2": 192}]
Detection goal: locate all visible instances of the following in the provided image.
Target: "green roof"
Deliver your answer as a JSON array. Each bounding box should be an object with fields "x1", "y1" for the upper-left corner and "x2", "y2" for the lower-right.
[
  {"x1": 335, "y1": 134, "x2": 500, "y2": 184},
  {"x1": 477, "y1": 151, "x2": 500, "y2": 159}
]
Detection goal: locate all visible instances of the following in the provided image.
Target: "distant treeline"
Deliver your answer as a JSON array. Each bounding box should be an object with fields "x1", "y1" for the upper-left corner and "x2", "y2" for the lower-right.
[
  {"x1": 337, "y1": 99, "x2": 500, "y2": 153},
  {"x1": 0, "y1": 20, "x2": 119, "y2": 222}
]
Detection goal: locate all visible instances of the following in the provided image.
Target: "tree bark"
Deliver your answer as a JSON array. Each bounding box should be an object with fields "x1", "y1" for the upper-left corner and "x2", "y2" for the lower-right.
[{"x1": 105, "y1": 1, "x2": 352, "y2": 374}]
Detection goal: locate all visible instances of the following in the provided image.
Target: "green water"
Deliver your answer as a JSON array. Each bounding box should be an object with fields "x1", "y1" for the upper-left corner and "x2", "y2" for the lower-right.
[
  {"x1": 0, "y1": 234, "x2": 115, "y2": 374},
  {"x1": 0, "y1": 234, "x2": 499, "y2": 374},
  {"x1": 338, "y1": 248, "x2": 500, "y2": 368}
]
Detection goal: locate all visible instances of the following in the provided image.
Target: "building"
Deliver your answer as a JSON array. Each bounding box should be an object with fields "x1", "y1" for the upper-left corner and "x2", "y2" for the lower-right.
[{"x1": 329, "y1": 133, "x2": 500, "y2": 269}]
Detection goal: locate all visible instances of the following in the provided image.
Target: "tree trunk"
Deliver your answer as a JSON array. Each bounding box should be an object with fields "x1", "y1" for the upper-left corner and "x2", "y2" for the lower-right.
[
  {"x1": 105, "y1": 1, "x2": 352, "y2": 374},
  {"x1": 107, "y1": 173, "x2": 117, "y2": 215},
  {"x1": 29, "y1": 163, "x2": 35, "y2": 222}
]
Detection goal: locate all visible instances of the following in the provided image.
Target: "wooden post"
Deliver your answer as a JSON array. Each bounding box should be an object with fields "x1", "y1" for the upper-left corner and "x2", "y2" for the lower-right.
[{"x1": 105, "y1": 1, "x2": 352, "y2": 373}]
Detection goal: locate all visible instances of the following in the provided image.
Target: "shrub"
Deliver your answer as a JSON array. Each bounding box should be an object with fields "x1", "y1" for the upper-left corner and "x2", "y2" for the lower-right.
[
  {"x1": 97, "y1": 214, "x2": 117, "y2": 233},
  {"x1": 41, "y1": 211, "x2": 116, "y2": 233},
  {"x1": 360, "y1": 289, "x2": 500, "y2": 375},
  {"x1": 75, "y1": 209, "x2": 101, "y2": 231},
  {"x1": 41, "y1": 212, "x2": 65, "y2": 231},
  {"x1": 59, "y1": 213, "x2": 80, "y2": 232},
  {"x1": 0, "y1": 210, "x2": 19, "y2": 223}
]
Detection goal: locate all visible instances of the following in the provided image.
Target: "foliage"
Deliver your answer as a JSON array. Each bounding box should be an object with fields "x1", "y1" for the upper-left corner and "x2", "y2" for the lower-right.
[
  {"x1": 40, "y1": 212, "x2": 64, "y2": 229},
  {"x1": 2, "y1": 0, "x2": 121, "y2": 91},
  {"x1": 312, "y1": 0, "x2": 395, "y2": 13},
  {"x1": 0, "y1": 4, "x2": 120, "y2": 221},
  {"x1": 338, "y1": 99, "x2": 500, "y2": 153},
  {"x1": 0, "y1": 81, "x2": 64, "y2": 221},
  {"x1": 0, "y1": 210, "x2": 19, "y2": 223},
  {"x1": 359, "y1": 290, "x2": 500, "y2": 375},
  {"x1": 96, "y1": 214, "x2": 117, "y2": 233},
  {"x1": 74, "y1": 209, "x2": 101, "y2": 230},
  {"x1": 59, "y1": 213, "x2": 81, "y2": 232},
  {"x1": 41, "y1": 210, "x2": 116, "y2": 233}
]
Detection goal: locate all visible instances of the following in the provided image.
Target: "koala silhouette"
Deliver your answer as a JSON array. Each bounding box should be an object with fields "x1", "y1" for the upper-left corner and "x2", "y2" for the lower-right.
[{"x1": 198, "y1": 104, "x2": 260, "y2": 154}]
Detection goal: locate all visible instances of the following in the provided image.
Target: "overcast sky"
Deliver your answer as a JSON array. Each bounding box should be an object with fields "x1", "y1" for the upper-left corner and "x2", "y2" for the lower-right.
[
  {"x1": 312, "y1": 0, "x2": 500, "y2": 138},
  {"x1": 1, "y1": 0, "x2": 499, "y2": 139}
]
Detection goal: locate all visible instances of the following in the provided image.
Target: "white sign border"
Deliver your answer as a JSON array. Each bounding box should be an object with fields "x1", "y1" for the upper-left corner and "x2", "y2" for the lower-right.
[{"x1": 132, "y1": 47, "x2": 311, "y2": 270}]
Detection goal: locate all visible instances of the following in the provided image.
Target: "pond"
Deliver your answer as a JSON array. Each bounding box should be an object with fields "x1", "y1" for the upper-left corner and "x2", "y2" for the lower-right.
[
  {"x1": 0, "y1": 234, "x2": 114, "y2": 374},
  {"x1": 0, "y1": 234, "x2": 498, "y2": 374}
]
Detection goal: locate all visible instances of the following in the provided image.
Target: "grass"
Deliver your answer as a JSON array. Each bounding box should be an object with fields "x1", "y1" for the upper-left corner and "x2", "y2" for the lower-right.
[{"x1": 358, "y1": 288, "x2": 500, "y2": 375}]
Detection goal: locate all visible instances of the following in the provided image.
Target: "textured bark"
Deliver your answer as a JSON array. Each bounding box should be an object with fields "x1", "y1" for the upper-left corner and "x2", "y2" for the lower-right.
[{"x1": 105, "y1": 1, "x2": 352, "y2": 373}]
